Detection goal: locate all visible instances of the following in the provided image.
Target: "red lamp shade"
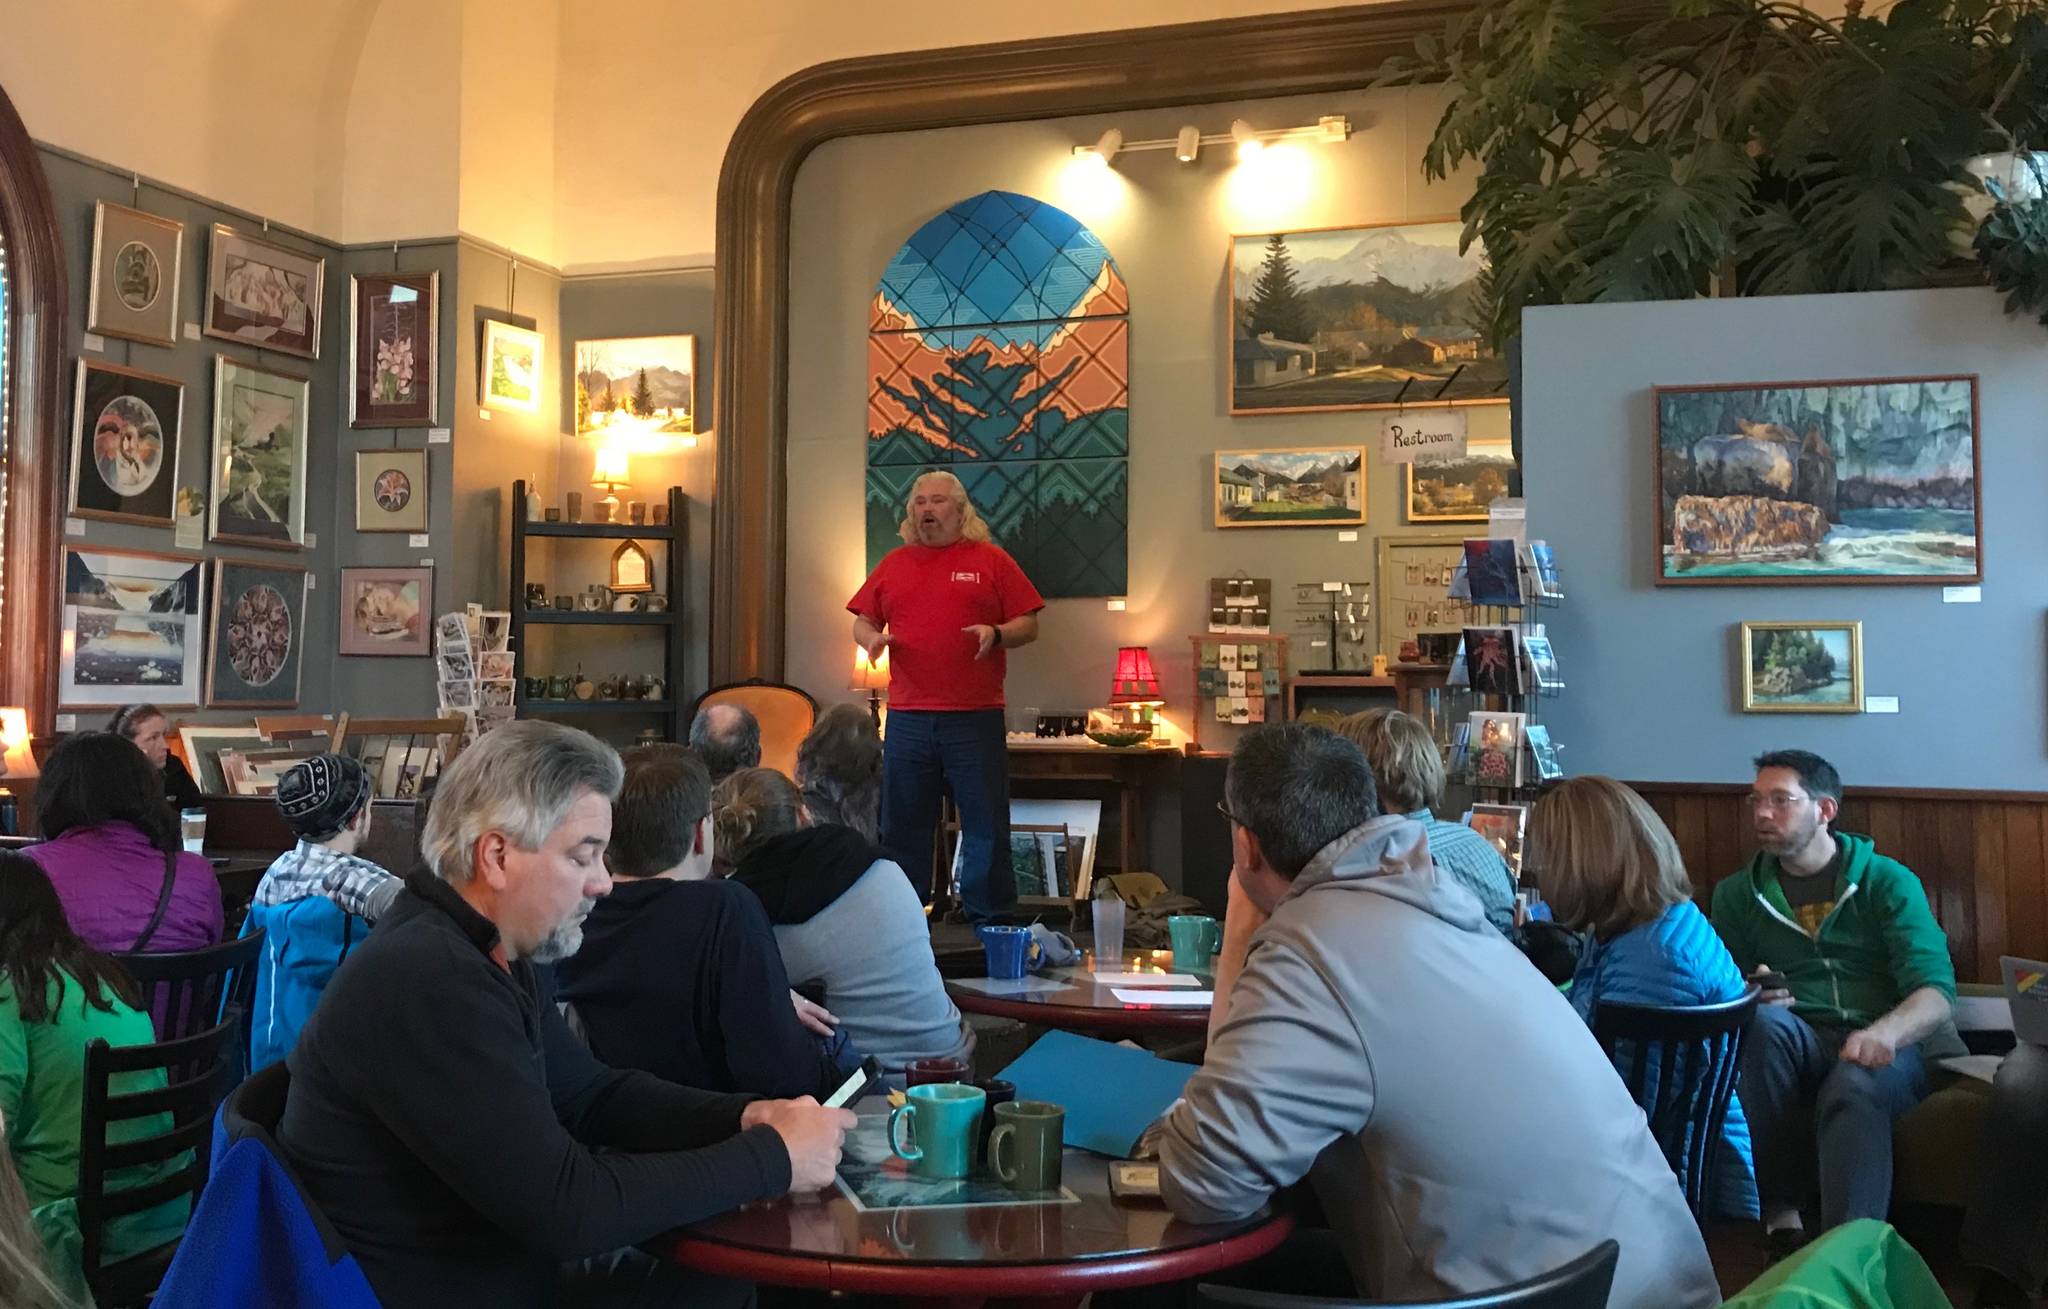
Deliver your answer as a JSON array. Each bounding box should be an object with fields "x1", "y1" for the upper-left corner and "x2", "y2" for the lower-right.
[{"x1": 1108, "y1": 645, "x2": 1163, "y2": 705}]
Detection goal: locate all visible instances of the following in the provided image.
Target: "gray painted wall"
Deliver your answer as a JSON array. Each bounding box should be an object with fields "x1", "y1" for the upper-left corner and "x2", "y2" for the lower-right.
[
  {"x1": 1522, "y1": 286, "x2": 2047, "y2": 789},
  {"x1": 780, "y1": 83, "x2": 1495, "y2": 753}
]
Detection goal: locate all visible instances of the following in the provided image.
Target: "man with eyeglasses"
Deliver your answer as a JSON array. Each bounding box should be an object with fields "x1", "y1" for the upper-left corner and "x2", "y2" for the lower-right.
[{"x1": 1710, "y1": 749, "x2": 1961, "y2": 1257}]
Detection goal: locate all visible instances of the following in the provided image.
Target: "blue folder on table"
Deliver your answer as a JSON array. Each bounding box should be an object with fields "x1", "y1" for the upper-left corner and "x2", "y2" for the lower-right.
[{"x1": 997, "y1": 1029, "x2": 1197, "y2": 1157}]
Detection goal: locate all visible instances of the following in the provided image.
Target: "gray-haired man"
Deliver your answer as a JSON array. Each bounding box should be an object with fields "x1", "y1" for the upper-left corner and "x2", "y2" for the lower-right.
[
  {"x1": 1155, "y1": 723, "x2": 1718, "y2": 1307},
  {"x1": 279, "y1": 721, "x2": 852, "y2": 1308}
]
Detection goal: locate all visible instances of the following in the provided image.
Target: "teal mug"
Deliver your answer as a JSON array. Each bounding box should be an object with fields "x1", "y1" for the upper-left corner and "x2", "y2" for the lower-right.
[
  {"x1": 888, "y1": 1083, "x2": 986, "y2": 1180},
  {"x1": 1168, "y1": 914, "x2": 1222, "y2": 970}
]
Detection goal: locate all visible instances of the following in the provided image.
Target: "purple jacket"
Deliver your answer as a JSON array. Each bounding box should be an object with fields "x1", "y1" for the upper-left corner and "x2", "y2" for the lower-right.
[{"x1": 29, "y1": 822, "x2": 224, "y2": 955}]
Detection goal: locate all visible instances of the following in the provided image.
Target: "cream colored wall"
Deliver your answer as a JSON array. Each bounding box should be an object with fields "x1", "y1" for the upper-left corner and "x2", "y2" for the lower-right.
[
  {"x1": 550, "y1": 0, "x2": 1371, "y2": 270},
  {"x1": 783, "y1": 84, "x2": 1500, "y2": 745},
  {"x1": 0, "y1": 0, "x2": 379, "y2": 236},
  {"x1": 458, "y1": 0, "x2": 561, "y2": 262},
  {"x1": 340, "y1": 0, "x2": 464, "y2": 241}
]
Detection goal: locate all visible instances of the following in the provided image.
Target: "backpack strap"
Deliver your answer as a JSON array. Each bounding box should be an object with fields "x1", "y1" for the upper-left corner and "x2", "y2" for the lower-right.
[{"x1": 130, "y1": 847, "x2": 181, "y2": 951}]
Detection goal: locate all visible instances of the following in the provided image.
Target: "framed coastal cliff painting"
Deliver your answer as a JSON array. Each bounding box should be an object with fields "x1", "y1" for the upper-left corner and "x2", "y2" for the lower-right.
[
  {"x1": 209, "y1": 355, "x2": 308, "y2": 549},
  {"x1": 1655, "y1": 376, "x2": 1980, "y2": 585},
  {"x1": 58, "y1": 547, "x2": 205, "y2": 710},
  {"x1": 1740, "y1": 621, "x2": 1862, "y2": 714}
]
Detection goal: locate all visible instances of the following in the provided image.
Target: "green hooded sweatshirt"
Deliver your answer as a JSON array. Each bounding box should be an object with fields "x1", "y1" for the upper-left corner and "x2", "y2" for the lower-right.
[{"x1": 1709, "y1": 832, "x2": 1958, "y2": 1047}]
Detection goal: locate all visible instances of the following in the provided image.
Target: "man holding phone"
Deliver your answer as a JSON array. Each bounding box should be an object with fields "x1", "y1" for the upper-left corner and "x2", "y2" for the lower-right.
[{"x1": 1710, "y1": 750, "x2": 1962, "y2": 1257}]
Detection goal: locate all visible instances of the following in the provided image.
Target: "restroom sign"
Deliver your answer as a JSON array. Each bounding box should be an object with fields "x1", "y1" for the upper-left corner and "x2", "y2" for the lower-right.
[{"x1": 1379, "y1": 409, "x2": 1469, "y2": 464}]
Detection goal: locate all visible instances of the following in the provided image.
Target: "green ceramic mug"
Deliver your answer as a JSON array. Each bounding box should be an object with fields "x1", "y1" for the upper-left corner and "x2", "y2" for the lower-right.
[
  {"x1": 987, "y1": 1099, "x2": 1065, "y2": 1192},
  {"x1": 1168, "y1": 915, "x2": 1222, "y2": 970},
  {"x1": 888, "y1": 1083, "x2": 986, "y2": 1180}
]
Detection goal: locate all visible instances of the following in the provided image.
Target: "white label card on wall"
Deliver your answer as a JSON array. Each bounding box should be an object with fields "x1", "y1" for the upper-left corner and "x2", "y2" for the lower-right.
[
  {"x1": 1379, "y1": 408, "x2": 1468, "y2": 464},
  {"x1": 175, "y1": 515, "x2": 202, "y2": 550},
  {"x1": 1942, "y1": 585, "x2": 1981, "y2": 604},
  {"x1": 64, "y1": 517, "x2": 84, "y2": 536},
  {"x1": 1865, "y1": 696, "x2": 1901, "y2": 714},
  {"x1": 409, "y1": 534, "x2": 430, "y2": 548},
  {"x1": 307, "y1": 574, "x2": 316, "y2": 590},
  {"x1": 428, "y1": 427, "x2": 452, "y2": 444},
  {"x1": 81, "y1": 333, "x2": 104, "y2": 353},
  {"x1": 1337, "y1": 530, "x2": 1359, "y2": 542},
  {"x1": 54, "y1": 715, "x2": 76, "y2": 733},
  {"x1": 420, "y1": 558, "x2": 435, "y2": 567},
  {"x1": 183, "y1": 322, "x2": 201, "y2": 340},
  {"x1": 478, "y1": 409, "x2": 493, "y2": 422},
  {"x1": 305, "y1": 532, "x2": 317, "y2": 549}
]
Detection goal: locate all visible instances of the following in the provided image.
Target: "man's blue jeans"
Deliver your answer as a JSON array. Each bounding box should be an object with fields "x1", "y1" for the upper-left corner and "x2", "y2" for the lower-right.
[
  {"x1": 880, "y1": 708, "x2": 1013, "y2": 924},
  {"x1": 1739, "y1": 1003, "x2": 1931, "y2": 1230}
]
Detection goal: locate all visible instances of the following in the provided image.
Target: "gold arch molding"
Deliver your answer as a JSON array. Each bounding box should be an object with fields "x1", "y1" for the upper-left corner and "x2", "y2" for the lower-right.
[{"x1": 709, "y1": 0, "x2": 1476, "y2": 682}]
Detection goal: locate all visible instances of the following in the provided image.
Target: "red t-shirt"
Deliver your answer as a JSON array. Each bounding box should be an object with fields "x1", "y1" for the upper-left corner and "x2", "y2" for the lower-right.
[{"x1": 847, "y1": 540, "x2": 1045, "y2": 710}]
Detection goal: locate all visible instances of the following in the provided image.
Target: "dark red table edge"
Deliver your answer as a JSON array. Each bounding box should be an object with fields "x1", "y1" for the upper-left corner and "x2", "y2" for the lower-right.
[
  {"x1": 664, "y1": 1209, "x2": 1293, "y2": 1296},
  {"x1": 946, "y1": 986, "x2": 1211, "y2": 1033}
]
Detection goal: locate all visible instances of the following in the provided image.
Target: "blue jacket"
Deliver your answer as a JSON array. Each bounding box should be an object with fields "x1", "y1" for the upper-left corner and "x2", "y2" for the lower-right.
[
  {"x1": 241, "y1": 895, "x2": 365, "y2": 1073},
  {"x1": 1571, "y1": 899, "x2": 1760, "y2": 1220}
]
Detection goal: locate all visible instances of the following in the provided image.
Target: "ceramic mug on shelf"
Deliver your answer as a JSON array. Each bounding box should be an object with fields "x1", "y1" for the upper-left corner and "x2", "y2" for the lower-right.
[
  {"x1": 546, "y1": 675, "x2": 574, "y2": 699},
  {"x1": 611, "y1": 593, "x2": 645, "y2": 613},
  {"x1": 645, "y1": 594, "x2": 669, "y2": 613}
]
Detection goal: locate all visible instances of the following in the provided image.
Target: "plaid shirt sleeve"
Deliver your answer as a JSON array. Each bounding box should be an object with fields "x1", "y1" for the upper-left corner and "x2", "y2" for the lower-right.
[{"x1": 318, "y1": 850, "x2": 403, "y2": 923}]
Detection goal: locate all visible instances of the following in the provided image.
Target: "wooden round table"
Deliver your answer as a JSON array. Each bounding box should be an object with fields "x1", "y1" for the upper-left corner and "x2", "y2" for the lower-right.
[
  {"x1": 665, "y1": 1104, "x2": 1289, "y2": 1307},
  {"x1": 945, "y1": 950, "x2": 1214, "y2": 1035}
]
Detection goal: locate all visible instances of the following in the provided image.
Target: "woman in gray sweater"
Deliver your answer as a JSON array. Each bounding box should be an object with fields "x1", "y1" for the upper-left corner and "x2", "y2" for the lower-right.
[{"x1": 716, "y1": 767, "x2": 973, "y2": 1083}]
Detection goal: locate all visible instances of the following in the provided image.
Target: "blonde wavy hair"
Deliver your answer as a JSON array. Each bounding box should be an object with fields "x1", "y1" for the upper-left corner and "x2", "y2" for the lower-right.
[
  {"x1": 711, "y1": 767, "x2": 802, "y2": 872},
  {"x1": 897, "y1": 470, "x2": 993, "y2": 546},
  {"x1": 1528, "y1": 775, "x2": 1693, "y2": 941}
]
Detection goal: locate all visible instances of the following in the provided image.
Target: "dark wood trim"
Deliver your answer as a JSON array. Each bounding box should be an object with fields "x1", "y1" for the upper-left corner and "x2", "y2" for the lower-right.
[
  {"x1": 0, "y1": 81, "x2": 68, "y2": 735},
  {"x1": 946, "y1": 987, "x2": 1210, "y2": 1035},
  {"x1": 709, "y1": 0, "x2": 1478, "y2": 681},
  {"x1": 1626, "y1": 780, "x2": 2048, "y2": 804}
]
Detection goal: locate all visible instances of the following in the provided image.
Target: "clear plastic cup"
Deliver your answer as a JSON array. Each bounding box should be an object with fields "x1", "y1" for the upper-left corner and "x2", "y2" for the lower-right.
[
  {"x1": 179, "y1": 808, "x2": 206, "y2": 855},
  {"x1": 1092, "y1": 896, "x2": 1126, "y2": 968}
]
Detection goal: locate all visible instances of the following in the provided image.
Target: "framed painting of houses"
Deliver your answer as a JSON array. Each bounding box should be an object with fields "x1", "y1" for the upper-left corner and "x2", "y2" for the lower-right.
[
  {"x1": 1227, "y1": 220, "x2": 1507, "y2": 415},
  {"x1": 1214, "y1": 447, "x2": 1364, "y2": 528},
  {"x1": 1405, "y1": 435, "x2": 1517, "y2": 523}
]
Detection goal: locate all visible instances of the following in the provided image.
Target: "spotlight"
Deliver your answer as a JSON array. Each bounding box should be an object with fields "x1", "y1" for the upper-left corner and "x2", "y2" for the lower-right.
[
  {"x1": 1231, "y1": 118, "x2": 1262, "y2": 160},
  {"x1": 1092, "y1": 127, "x2": 1123, "y2": 167},
  {"x1": 1176, "y1": 125, "x2": 1201, "y2": 163}
]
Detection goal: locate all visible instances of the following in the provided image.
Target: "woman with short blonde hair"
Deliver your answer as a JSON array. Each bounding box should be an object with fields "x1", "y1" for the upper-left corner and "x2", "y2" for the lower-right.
[{"x1": 1527, "y1": 775, "x2": 1759, "y2": 1220}]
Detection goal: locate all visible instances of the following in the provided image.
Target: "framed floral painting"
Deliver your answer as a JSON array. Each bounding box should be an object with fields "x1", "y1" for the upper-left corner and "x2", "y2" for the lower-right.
[
  {"x1": 355, "y1": 449, "x2": 429, "y2": 533},
  {"x1": 350, "y1": 271, "x2": 438, "y2": 428},
  {"x1": 207, "y1": 558, "x2": 308, "y2": 707}
]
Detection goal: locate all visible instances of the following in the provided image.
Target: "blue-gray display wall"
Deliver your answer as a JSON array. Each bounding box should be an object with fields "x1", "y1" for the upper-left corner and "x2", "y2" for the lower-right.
[{"x1": 1523, "y1": 286, "x2": 2047, "y2": 790}]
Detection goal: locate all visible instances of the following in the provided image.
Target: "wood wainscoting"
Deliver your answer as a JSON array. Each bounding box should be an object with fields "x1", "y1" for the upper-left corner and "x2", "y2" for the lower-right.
[{"x1": 1629, "y1": 781, "x2": 2048, "y2": 985}]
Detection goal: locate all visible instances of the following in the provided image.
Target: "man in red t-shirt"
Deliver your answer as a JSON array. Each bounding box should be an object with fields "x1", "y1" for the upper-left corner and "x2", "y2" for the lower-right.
[{"x1": 848, "y1": 471, "x2": 1044, "y2": 923}]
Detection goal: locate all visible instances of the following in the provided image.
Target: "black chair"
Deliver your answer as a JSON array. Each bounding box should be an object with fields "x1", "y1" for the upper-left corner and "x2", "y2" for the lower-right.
[
  {"x1": 1594, "y1": 984, "x2": 1761, "y2": 1219},
  {"x1": 76, "y1": 1010, "x2": 244, "y2": 1306},
  {"x1": 117, "y1": 928, "x2": 265, "y2": 1049},
  {"x1": 1195, "y1": 1239, "x2": 1619, "y2": 1308}
]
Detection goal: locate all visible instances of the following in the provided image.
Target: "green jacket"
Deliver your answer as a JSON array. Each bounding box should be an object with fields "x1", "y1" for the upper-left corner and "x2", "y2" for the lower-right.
[{"x1": 1708, "y1": 832, "x2": 1956, "y2": 1038}]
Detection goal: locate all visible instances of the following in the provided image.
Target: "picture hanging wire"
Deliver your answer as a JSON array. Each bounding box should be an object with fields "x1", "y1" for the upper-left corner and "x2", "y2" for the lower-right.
[
  {"x1": 1433, "y1": 365, "x2": 1466, "y2": 399},
  {"x1": 1392, "y1": 378, "x2": 1414, "y2": 407}
]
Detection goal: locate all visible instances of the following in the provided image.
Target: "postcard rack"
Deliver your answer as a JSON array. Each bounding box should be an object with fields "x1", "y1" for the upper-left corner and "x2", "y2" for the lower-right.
[{"x1": 1442, "y1": 541, "x2": 1567, "y2": 802}]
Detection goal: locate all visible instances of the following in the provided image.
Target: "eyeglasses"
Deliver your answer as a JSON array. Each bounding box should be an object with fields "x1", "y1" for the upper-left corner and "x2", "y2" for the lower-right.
[{"x1": 1216, "y1": 799, "x2": 1243, "y2": 828}]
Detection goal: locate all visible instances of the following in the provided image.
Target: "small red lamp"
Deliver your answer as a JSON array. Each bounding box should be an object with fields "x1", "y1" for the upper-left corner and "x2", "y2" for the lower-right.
[
  {"x1": 850, "y1": 644, "x2": 891, "y2": 725},
  {"x1": 1107, "y1": 645, "x2": 1164, "y2": 735}
]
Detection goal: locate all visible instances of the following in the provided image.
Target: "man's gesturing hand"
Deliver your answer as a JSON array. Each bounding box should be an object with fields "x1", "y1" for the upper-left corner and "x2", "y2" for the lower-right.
[
  {"x1": 964, "y1": 624, "x2": 999, "y2": 659},
  {"x1": 743, "y1": 1097, "x2": 856, "y2": 1192}
]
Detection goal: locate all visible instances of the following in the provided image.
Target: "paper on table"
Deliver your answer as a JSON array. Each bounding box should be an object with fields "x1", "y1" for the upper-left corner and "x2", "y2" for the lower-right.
[
  {"x1": 1111, "y1": 988, "x2": 1214, "y2": 1007},
  {"x1": 1089, "y1": 972, "x2": 1200, "y2": 987},
  {"x1": 998, "y1": 1029, "x2": 1197, "y2": 1157},
  {"x1": 1937, "y1": 1055, "x2": 2005, "y2": 1085}
]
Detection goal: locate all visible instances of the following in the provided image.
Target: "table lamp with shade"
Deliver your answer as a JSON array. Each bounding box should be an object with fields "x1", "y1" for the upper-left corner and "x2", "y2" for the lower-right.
[
  {"x1": 1107, "y1": 645, "x2": 1164, "y2": 738},
  {"x1": 0, "y1": 707, "x2": 34, "y2": 836},
  {"x1": 850, "y1": 643, "x2": 890, "y2": 726},
  {"x1": 591, "y1": 446, "x2": 632, "y2": 523}
]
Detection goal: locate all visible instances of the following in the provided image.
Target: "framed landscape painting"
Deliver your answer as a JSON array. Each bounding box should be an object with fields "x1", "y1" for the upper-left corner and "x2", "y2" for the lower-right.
[
  {"x1": 574, "y1": 335, "x2": 694, "y2": 439},
  {"x1": 355, "y1": 449, "x2": 428, "y2": 533},
  {"x1": 350, "y1": 271, "x2": 438, "y2": 428},
  {"x1": 339, "y1": 566, "x2": 431, "y2": 657},
  {"x1": 207, "y1": 558, "x2": 308, "y2": 707},
  {"x1": 1215, "y1": 447, "x2": 1364, "y2": 528},
  {"x1": 1405, "y1": 435, "x2": 1516, "y2": 523},
  {"x1": 1228, "y1": 220, "x2": 1507, "y2": 415},
  {"x1": 1740, "y1": 621, "x2": 1862, "y2": 713},
  {"x1": 1656, "y1": 376, "x2": 1980, "y2": 585},
  {"x1": 480, "y1": 319, "x2": 542, "y2": 413},
  {"x1": 87, "y1": 201, "x2": 183, "y2": 348},
  {"x1": 204, "y1": 223, "x2": 323, "y2": 359},
  {"x1": 59, "y1": 547, "x2": 204, "y2": 710},
  {"x1": 69, "y1": 360, "x2": 181, "y2": 526},
  {"x1": 210, "y1": 355, "x2": 308, "y2": 549}
]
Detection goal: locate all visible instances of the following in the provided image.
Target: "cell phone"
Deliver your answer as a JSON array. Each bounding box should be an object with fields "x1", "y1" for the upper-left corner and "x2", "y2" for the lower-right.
[
  {"x1": 824, "y1": 1056, "x2": 883, "y2": 1110},
  {"x1": 1110, "y1": 1160, "x2": 1163, "y2": 1202},
  {"x1": 1753, "y1": 970, "x2": 1791, "y2": 992}
]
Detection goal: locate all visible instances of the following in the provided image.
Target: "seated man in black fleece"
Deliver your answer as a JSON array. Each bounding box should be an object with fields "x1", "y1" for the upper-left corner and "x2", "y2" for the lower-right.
[
  {"x1": 277, "y1": 720, "x2": 853, "y2": 1309},
  {"x1": 558, "y1": 743, "x2": 858, "y2": 1098}
]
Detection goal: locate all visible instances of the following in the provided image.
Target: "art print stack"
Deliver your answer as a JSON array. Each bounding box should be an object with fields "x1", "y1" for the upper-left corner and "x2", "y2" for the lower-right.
[
  {"x1": 436, "y1": 607, "x2": 516, "y2": 744},
  {"x1": 1438, "y1": 536, "x2": 1568, "y2": 794}
]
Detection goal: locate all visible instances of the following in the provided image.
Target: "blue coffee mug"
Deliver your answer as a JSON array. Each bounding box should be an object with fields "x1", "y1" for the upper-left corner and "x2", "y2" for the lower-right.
[{"x1": 978, "y1": 924, "x2": 1043, "y2": 980}]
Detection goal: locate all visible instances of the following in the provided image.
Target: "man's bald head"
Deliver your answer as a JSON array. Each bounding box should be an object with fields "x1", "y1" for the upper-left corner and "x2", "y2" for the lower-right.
[{"x1": 688, "y1": 703, "x2": 762, "y2": 782}]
